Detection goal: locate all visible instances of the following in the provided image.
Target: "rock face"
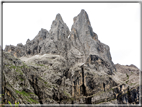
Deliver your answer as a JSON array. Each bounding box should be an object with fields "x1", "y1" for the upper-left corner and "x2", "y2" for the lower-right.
[{"x1": 2, "y1": 10, "x2": 140, "y2": 106}]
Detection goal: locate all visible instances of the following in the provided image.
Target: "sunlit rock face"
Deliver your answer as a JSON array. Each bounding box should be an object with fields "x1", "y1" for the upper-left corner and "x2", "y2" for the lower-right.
[{"x1": 3, "y1": 10, "x2": 140, "y2": 105}]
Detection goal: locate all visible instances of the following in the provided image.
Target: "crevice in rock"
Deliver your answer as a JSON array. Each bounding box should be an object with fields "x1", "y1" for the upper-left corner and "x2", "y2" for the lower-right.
[
  {"x1": 127, "y1": 86, "x2": 132, "y2": 104},
  {"x1": 85, "y1": 97, "x2": 92, "y2": 104},
  {"x1": 103, "y1": 83, "x2": 105, "y2": 92},
  {"x1": 28, "y1": 75, "x2": 43, "y2": 104},
  {"x1": 63, "y1": 68, "x2": 70, "y2": 79},
  {"x1": 27, "y1": 50, "x2": 31, "y2": 55},
  {"x1": 81, "y1": 65, "x2": 86, "y2": 96},
  {"x1": 81, "y1": 65, "x2": 92, "y2": 104}
]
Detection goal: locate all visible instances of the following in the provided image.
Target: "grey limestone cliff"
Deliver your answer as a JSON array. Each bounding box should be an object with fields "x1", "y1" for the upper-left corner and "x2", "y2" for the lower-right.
[{"x1": 2, "y1": 10, "x2": 140, "y2": 106}]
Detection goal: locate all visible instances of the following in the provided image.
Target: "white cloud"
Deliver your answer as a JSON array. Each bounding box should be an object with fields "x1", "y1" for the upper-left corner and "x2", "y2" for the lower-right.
[{"x1": 3, "y1": 3, "x2": 140, "y2": 69}]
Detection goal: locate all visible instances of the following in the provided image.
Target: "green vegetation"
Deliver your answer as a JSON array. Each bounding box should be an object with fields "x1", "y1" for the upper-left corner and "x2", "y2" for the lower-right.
[
  {"x1": 131, "y1": 72, "x2": 133, "y2": 75},
  {"x1": 19, "y1": 78, "x2": 24, "y2": 81},
  {"x1": 29, "y1": 92, "x2": 37, "y2": 96},
  {"x1": 63, "y1": 91, "x2": 70, "y2": 97},
  {"x1": 126, "y1": 80, "x2": 129, "y2": 84},
  {"x1": 17, "y1": 75, "x2": 25, "y2": 81},
  {"x1": 15, "y1": 102, "x2": 19, "y2": 107},
  {"x1": 125, "y1": 73, "x2": 129, "y2": 84},
  {"x1": 39, "y1": 77, "x2": 51, "y2": 88},
  {"x1": 8, "y1": 101, "x2": 19, "y2": 107},
  {"x1": 130, "y1": 83, "x2": 136, "y2": 86},
  {"x1": 26, "y1": 98, "x2": 39, "y2": 103},
  {"x1": 43, "y1": 73, "x2": 46, "y2": 76},
  {"x1": 15, "y1": 69, "x2": 22, "y2": 73},
  {"x1": 9, "y1": 65, "x2": 16, "y2": 69},
  {"x1": 15, "y1": 90, "x2": 30, "y2": 97},
  {"x1": 3, "y1": 100, "x2": 19, "y2": 107},
  {"x1": 15, "y1": 90, "x2": 39, "y2": 104},
  {"x1": 126, "y1": 73, "x2": 129, "y2": 79},
  {"x1": 35, "y1": 63, "x2": 49, "y2": 69},
  {"x1": 44, "y1": 81, "x2": 48, "y2": 84},
  {"x1": 63, "y1": 91, "x2": 75, "y2": 101},
  {"x1": 22, "y1": 62, "x2": 30, "y2": 68},
  {"x1": 5, "y1": 64, "x2": 9, "y2": 67},
  {"x1": 52, "y1": 85, "x2": 57, "y2": 89},
  {"x1": 8, "y1": 101, "x2": 12, "y2": 106},
  {"x1": 9, "y1": 65, "x2": 23, "y2": 74},
  {"x1": 35, "y1": 63, "x2": 44, "y2": 67}
]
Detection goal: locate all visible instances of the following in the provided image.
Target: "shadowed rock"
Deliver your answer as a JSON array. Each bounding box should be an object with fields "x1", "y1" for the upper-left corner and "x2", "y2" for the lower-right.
[{"x1": 3, "y1": 9, "x2": 140, "y2": 105}]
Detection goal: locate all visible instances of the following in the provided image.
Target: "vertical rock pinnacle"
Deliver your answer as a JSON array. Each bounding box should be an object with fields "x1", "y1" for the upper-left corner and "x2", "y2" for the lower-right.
[{"x1": 55, "y1": 13, "x2": 63, "y2": 22}]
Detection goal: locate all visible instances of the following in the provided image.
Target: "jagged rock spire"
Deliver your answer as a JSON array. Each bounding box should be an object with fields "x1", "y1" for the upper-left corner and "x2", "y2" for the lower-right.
[
  {"x1": 55, "y1": 13, "x2": 64, "y2": 22},
  {"x1": 69, "y1": 9, "x2": 115, "y2": 74},
  {"x1": 77, "y1": 9, "x2": 90, "y2": 25},
  {"x1": 70, "y1": 9, "x2": 95, "y2": 54},
  {"x1": 50, "y1": 13, "x2": 70, "y2": 41},
  {"x1": 2, "y1": 9, "x2": 140, "y2": 105},
  {"x1": 4, "y1": 9, "x2": 115, "y2": 74},
  {"x1": 71, "y1": 9, "x2": 93, "y2": 41}
]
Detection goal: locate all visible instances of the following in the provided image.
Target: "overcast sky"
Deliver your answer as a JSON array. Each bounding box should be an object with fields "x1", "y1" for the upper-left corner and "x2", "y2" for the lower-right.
[{"x1": 3, "y1": 3, "x2": 140, "y2": 69}]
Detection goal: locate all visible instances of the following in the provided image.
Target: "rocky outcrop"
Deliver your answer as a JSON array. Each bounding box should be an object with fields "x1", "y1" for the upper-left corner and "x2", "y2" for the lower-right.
[
  {"x1": 4, "y1": 10, "x2": 115, "y2": 75},
  {"x1": 2, "y1": 52, "x2": 40, "y2": 104},
  {"x1": 5, "y1": 28, "x2": 49, "y2": 57},
  {"x1": 68, "y1": 10, "x2": 114, "y2": 72},
  {"x1": 2, "y1": 52, "x2": 140, "y2": 105},
  {"x1": 66, "y1": 10, "x2": 115, "y2": 76},
  {"x1": 2, "y1": 9, "x2": 140, "y2": 105}
]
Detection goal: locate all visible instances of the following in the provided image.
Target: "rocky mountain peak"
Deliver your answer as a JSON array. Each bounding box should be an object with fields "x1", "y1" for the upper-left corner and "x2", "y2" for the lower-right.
[
  {"x1": 37, "y1": 28, "x2": 48, "y2": 39},
  {"x1": 26, "y1": 39, "x2": 30, "y2": 44},
  {"x1": 4, "y1": 9, "x2": 115, "y2": 74},
  {"x1": 50, "y1": 13, "x2": 69, "y2": 41},
  {"x1": 2, "y1": 9, "x2": 140, "y2": 105},
  {"x1": 55, "y1": 13, "x2": 63, "y2": 22},
  {"x1": 69, "y1": 9, "x2": 116, "y2": 75},
  {"x1": 79, "y1": 9, "x2": 90, "y2": 24},
  {"x1": 71, "y1": 9, "x2": 94, "y2": 43},
  {"x1": 73, "y1": 9, "x2": 91, "y2": 27}
]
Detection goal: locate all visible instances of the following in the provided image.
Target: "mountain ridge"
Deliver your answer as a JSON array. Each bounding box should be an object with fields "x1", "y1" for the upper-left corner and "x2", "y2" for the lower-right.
[{"x1": 2, "y1": 9, "x2": 140, "y2": 105}]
